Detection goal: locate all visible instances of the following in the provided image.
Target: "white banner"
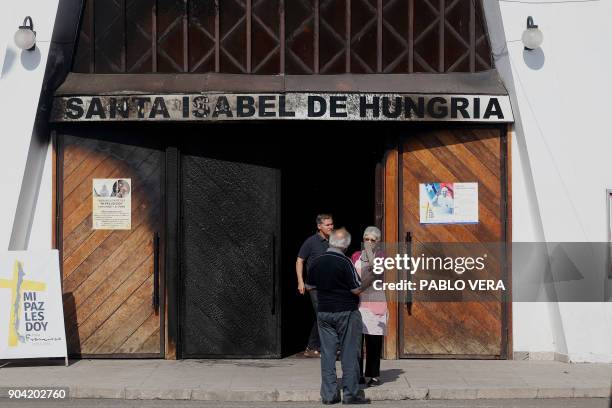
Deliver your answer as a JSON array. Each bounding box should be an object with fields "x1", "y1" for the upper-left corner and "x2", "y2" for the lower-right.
[{"x1": 0, "y1": 250, "x2": 67, "y2": 359}]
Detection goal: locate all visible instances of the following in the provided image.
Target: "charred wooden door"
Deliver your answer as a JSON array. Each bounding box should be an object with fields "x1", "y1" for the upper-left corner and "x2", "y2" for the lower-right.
[
  {"x1": 59, "y1": 134, "x2": 163, "y2": 358},
  {"x1": 180, "y1": 153, "x2": 281, "y2": 358},
  {"x1": 399, "y1": 127, "x2": 507, "y2": 358}
]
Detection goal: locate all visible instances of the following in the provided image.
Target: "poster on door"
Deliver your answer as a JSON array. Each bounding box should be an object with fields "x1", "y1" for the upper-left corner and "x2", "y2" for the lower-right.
[
  {"x1": 419, "y1": 182, "x2": 479, "y2": 224},
  {"x1": 92, "y1": 178, "x2": 132, "y2": 230},
  {"x1": 0, "y1": 250, "x2": 67, "y2": 359}
]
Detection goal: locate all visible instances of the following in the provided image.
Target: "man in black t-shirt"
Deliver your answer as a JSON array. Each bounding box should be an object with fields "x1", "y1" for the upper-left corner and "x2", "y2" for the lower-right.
[
  {"x1": 296, "y1": 214, "x2": 333, "y2": 357},
  {"x1": 307, "y1": 228, "x2": 371, "y2": 405}
]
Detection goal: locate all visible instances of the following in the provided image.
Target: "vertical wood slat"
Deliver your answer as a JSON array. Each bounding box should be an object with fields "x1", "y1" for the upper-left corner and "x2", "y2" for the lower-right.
[
  {"x1": 408, "y1": 0, "x2": 413, "y2": 73},
  {"x1": 215, "y1": 0, "x2": 220, "y2": 72},
  {"x1": 52, "y1": 131, "x2": 58, "y2": 251},
  {"x1": 469, "y1": 0, "x2": 476, "y2": 72},
  {"x1": 499, "y1": 125, "x2": 509, "y2": 359},
  {"x1": 439, "y1": 0, "x2": 444, "y2": 72},
  {"x1": 246, "y1": 0, "x2": 252, "y2": 73},
  {"x1": 121, "y1": 0, "x2": 127, "y2": 72},
  {"x1": 345, "y1": 0, "x2": 351, "y2": 73},
  {"x1": 152, "y1": 0, "x2": 157, "y2": 72},
  {"x1": 164, "y1": 146, "x2": 180, "y2": 359},
  {"x1": 89, "y1": 0, "x2": 95, "y2": 73},
  {"x1": 383, "y1": 148, "x2": 399, "y2": 360},
  {"x1": 376, "y1": 0, "x2": 382, "y2": 73},
  {"x1": 183, "y1": 0, "x2": 189, "y2": 72},
  {"x1": 504, "y1": 125, "x2": 513, "y2": 360},
  {"x1": 314, "y1": 0, "x2": 319, "y2": 73},
  {"x1": 279, "y1": 0, "x2": 285, "y2": 73}
]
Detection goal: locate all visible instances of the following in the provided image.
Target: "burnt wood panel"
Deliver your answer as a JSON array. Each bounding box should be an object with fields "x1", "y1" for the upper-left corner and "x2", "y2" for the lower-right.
[
  {"x1": 60, "y1": 134, "x2": 163, "y2": 357},
  {"x1": 399, "y1": 127, "x2": 506, "y2": 358},
  {"x1": 73, "y1": 0, "x2": 492, "y2": 74},
  {"x1": 180, "y1": 153, "x2": 280, "y2": 358}
]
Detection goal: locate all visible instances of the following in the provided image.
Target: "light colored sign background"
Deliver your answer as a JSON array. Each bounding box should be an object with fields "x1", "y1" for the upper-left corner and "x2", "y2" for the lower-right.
[
  {"x1": 92, "y1": 178, "x2": 132, "y2": 230},
  {"x1": 419, "y1": 182, "x2": 479, "y2": 224},
  {"x1": 52, "y1": 93, "x2": 514, "y2": 123},
  {"x1": 0, "y1": 250, "x2": 67, "y2": 359}
]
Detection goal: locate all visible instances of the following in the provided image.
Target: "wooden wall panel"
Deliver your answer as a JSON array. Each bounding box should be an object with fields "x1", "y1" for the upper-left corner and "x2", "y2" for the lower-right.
[
  {"x1": 399, "y1": 127, "x2": 507, "y2": 358},
  {"x1": 60, "y1": 134, "x2": 163, "y2": 357}
]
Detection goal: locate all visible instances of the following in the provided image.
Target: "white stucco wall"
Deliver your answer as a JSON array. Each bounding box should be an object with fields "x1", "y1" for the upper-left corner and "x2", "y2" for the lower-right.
[
  {"x1": 484, "y1": 0, "x2": 612, "y2": 362},
  {"x1": 2, "y1": 0, "x2": 611, "y2": 363},
  {"x1": 0, "y1": 1, "x2": 59, "y2": 251}
]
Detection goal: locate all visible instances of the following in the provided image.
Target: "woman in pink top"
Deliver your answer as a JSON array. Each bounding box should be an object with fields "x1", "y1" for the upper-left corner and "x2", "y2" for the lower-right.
[{"x1": 351, "y1": 226, "x2": 387, "y2": 387}]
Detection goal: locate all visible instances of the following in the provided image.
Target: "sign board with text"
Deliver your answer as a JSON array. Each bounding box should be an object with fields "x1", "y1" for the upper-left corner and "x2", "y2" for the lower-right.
[
  {"x1": 0, "y1": 251, "x2": 67, "y2": 360},
  {"x1": 52, "y1": 93, "x2": 514, "y2": 123}
]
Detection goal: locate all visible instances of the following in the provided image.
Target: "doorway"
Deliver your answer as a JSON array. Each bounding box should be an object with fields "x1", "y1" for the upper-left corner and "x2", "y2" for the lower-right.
[
  {"x1": 397, "y1": 125, "x2": 509, "y2": 358},
  {"x1": 174, "y1": 122, "x2": 385, "y2": 358},
  {"x1": 56, "y1": 122, "x2": 509, "y2": 359},
  {"x1": 58, "y1": 129, "x2": 165, "y2": 358}
]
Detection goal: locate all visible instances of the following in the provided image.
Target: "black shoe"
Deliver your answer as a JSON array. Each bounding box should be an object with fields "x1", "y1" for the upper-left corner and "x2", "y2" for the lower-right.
[
  {"x1": 322, "y1": 397, "x2": 341, "y2": 405},
  {"x1": 366, "y1": 378, "x2": 380, "y2": 387},
  {"x1": 358, "y1": 376, "x2": 366, "y2": 385},
  {"x1": 342, "y1": 397, "x2": 371, "y2": 404}
]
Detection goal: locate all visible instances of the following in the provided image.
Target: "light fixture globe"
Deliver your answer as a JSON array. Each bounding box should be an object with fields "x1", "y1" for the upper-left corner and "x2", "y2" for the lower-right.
[
  {"x1": 14, "y1": 16, "x2": 36, "y2": 51},
  {"x1": 522, "y1": 16, "x2": 543, "y2": 50}
]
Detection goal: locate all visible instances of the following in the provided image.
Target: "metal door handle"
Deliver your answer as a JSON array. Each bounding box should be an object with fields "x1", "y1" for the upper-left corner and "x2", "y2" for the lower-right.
[
  {"x1": 405, "y1": 231, "x2": 413, "y2": 314},
  {"x1": 153, "y1": 232, "x2": 160, "y2": 312},
  {"x1": 270, "y1": 234, "x2": 276, "y2": 315}
]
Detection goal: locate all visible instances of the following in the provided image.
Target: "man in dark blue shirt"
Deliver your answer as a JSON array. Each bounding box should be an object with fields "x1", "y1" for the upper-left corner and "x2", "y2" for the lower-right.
[
  {"x1": 296, "y1": 214, "x2": 334, "y2": 357},
  {"x1": 307, "y1": 228, "x2": 371, "y2": 405}
]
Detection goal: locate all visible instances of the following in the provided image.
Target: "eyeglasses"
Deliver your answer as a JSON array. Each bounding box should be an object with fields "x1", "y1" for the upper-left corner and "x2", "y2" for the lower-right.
[{"x1": 363, "y1": 237, "x2": 378, "y2": 242}]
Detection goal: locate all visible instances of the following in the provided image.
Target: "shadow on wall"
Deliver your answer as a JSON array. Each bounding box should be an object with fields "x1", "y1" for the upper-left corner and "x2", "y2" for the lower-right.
[
  {"x1": 1, "y1": 47, "x2": 16, "y2": 76},
  {"x1": 523, "y1": 48, "x2": 545, "y2": 70},
  {"x1": 1, "y1": 46, "x2": 42, "y2": 75},
  {"x1": 20, "y1": 47, "x2": 42, "y2": 71}
]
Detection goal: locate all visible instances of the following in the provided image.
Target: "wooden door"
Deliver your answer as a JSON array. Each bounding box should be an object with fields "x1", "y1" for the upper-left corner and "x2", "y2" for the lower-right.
[
  {"x1": 399, "y1": 126, "x2": 508, "y2": 358},
  {"x1": 180, "y1": 153, "x2": 281, "y2": 358},
  {"x1": 59, "y1": 134, "x2": 163, "y2": 357}
]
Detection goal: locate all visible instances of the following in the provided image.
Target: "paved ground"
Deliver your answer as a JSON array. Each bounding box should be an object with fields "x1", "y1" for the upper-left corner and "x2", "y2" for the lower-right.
[
  {"x1": 0, "y1": 358, "x2": 610, "y2": 402},
  {"x1": 1, "y1": 399, "x2": 610, "y2": 408}
]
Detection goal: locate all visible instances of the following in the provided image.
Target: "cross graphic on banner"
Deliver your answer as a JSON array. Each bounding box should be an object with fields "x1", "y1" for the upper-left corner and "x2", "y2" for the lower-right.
[{"x1": 0, "y1": 260, "x2": 46, "y2": 347}]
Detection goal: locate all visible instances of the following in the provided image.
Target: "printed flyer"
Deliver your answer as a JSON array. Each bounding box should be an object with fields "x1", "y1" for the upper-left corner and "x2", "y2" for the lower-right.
[
  {"x1": 92, "y1": 178, "x2": 132, "y2": 230},
  {"x1": 419, "y1": 182, "x2": 479, "y2": 224}
]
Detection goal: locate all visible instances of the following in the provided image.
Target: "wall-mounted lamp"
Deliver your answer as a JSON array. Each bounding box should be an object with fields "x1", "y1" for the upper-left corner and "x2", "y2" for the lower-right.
[
  {"x1": 522, "y1": 16, "x2": 543, "y2": 51},
  {"x1": 14, "y1": 16, "x2": 36, "y2": 51}
]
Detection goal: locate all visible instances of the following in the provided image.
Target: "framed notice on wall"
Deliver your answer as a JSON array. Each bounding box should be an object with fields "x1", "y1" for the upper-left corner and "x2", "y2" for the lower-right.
[
  {"x1": 419, "y1": 182, "x2": 479, "y2": 224},
  {"x1": 92, "y1": 178, "x2": 132, "y2": 230}
]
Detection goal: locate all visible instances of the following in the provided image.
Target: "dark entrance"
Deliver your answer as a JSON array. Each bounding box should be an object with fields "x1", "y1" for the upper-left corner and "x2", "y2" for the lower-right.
[{"x1": 176, "y1": 122, "x2": 384, "y2": 357}]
